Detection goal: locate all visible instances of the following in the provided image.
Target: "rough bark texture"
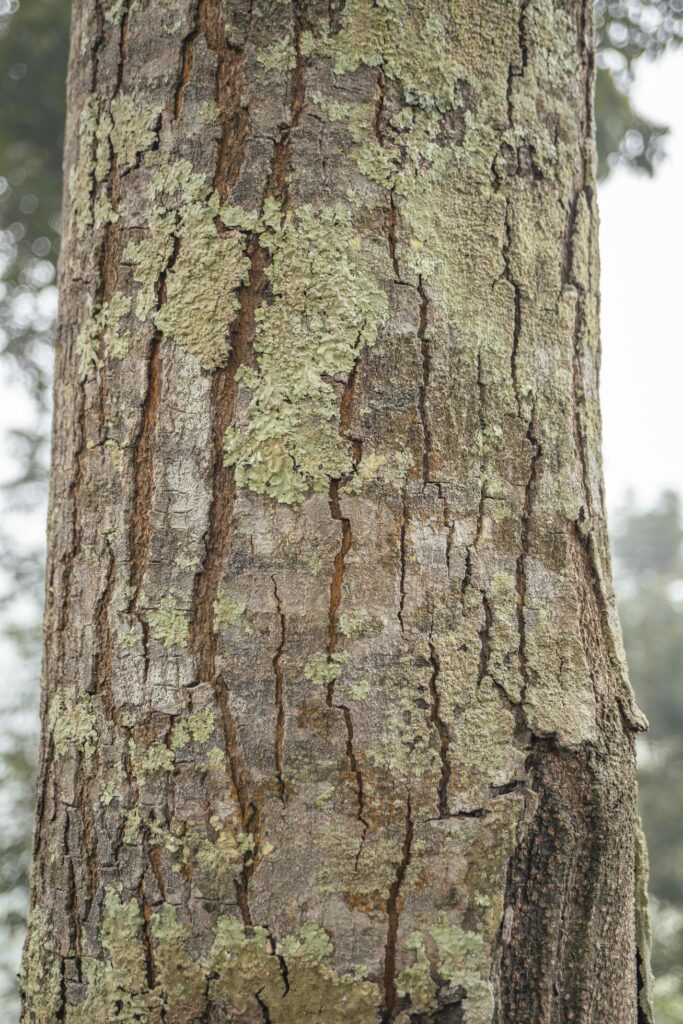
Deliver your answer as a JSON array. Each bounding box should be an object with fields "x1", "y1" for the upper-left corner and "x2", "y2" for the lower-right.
[{"x1": 22, "y1": 2, "x2": 652, "y2": 1022}]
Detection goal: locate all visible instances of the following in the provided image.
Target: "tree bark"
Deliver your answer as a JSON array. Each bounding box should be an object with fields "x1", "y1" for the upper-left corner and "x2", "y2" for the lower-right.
[{"x1": 22, "y1": 1, "x2": 652, "y2": 1022}]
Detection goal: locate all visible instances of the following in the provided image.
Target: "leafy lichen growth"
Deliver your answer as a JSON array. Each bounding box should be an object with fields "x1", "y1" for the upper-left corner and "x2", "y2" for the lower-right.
[
  {"x1": 69, "y1": 889, "x2": 156, "y2": 1024},
  {"x1": 257, "y1": 38, "x2": 297, "y2": 72},
  {"x1": 130, "y1": 739, "x2": 175, "y2": 779},
  {"x1": 223, "y1": 201, "x2": 388, "y2": 504},
  {"x1": 20, "y1": 909, "x2": 61, "y2": 1024},
  {"x1": 429, "y1": 921, "x2": 493, "y2": 1023},
  {"x1": 172, "y1": 708, "x2": 216, "y2": 749},
  {"x1": 151, "y1": 906, "x2": 206, "y2": 1022},
  {"x1": 146, "y1": 595, "x2": 189, "y2": 648},
  {"x1": 304, "y1": 651, "x2": 347, "y2": 687},
  {"x1": 110, "y1": 93, "x2": 161, "y2": 172},
  {"x1": 338, "y1": 610, "x2": 371, "y2": 639},
  {"x1": 196, "y1": 815, "x2": 254, "y2": 878},
  {"x1": 76, "y1": 292, "x2": 132, "y2": 376},
  {"x1": 48, "y1": 688, "x2": 97, "y2": 759},
  {"x1": 212, "y1": 592, "x2": 246, "y2": 630},
  {"x1": 124, "y1": 157, "x2": 250, "y2": 369},
  {"x1": 208, "y1": 917, "x2": 379, "y2": 1023},
  {"x1": 69, "y1": 95, "x2": 98, "y2": 239},
  {"x1": 396, "y1": 932, "x2": 436, "y2": 1014},
  {"x1": 303, "y1": 1, "x2": 462, "y2": 110}
]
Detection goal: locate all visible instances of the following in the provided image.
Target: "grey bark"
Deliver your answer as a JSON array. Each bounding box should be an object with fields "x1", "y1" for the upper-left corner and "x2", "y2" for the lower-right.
[{"x1": 21, "y1": 1, "x2": 652, "y2": 1022}]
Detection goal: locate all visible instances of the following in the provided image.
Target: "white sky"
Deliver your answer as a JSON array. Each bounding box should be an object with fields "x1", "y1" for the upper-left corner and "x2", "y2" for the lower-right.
[{"x1": 600, "y1": 52, "x2": 683, "y2": 510}]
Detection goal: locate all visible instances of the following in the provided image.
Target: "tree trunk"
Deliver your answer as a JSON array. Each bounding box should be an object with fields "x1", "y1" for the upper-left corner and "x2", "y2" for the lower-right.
[{"x1": 22, "y1": 1, "x2": 652, "y2": 1021}]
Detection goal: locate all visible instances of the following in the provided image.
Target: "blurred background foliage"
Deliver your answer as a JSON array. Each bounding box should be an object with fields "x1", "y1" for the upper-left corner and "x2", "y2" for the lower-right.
[{"x1": 0, "y1": 0, "x2": 682, "y2": 1018}]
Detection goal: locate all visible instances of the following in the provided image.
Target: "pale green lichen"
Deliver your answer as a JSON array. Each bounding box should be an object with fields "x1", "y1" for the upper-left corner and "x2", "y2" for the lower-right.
[
  {"x1": 208, "y1": 917, "x2": 379, "y2": 1023},
  {"x1": 146, "y1": 595, "x2": 189, "y2": 648},
  {"x1": 199, "y1": 99, "x2": 220, "y2": 124},
  {"x1": 257, "y1": 38, "x2": 297, "y2": 72},
  {"x1": 124, "y1": 157, "x2": 250, "y2": 369},
  {"x1": 341, "y1": 449, "x2": 414, "y2": 495},
  {"x1": 213, "y1": 592, "x2": 246, "y2": 630},
  {"x1": 130, "y1": 739, "x2": 175, "y2": 779},
  {"x1": 367, "y1": 657, "x2": 441, "y2": 788},
  {"x1": 76, "y1": 296, "x2": 103, "y2": 377},
  {"x1": 151, "y1": 906, "x2": 206, "y2": 1022},
  {"x1": 338, "y1": 610, "x2": 371, "y2": 639},
  {"x1": 69, "y1": 889, "x2": 155, "y2": 1024},
  {"x1": 110, "y1": 93, "x2": 161, "y2": 172},
  {"x1": 118, "y1": 628, "x2": 138, "y2": 648},
  {"x1": 396, "y1": 933, "x2": 436, "y2": 1014},
  {"x1": 223, "y1": 201, "x2": 388, "y2": 504},
  {"x1": 99, "y1": 762, "x2": 125, "y2": 805},
  {"x1": 154, "y1": 194, "x2": 249, "y2": 369},
  {"x1": 76, "y1": 291, "x2": 132, "y2": 376},
  {"x1": 429, "y1": 921, "x2": 493, "y2": 1023},
  {"x1": 106, "y1": 439, "x2": 125, "y2": 472},
  {"x1": 103, "y1": 0, "x2": 126, "y2": 24},
  {"x1": 197, "y1": 815, "x2": 254, "y2": 877},
  {"x1": 348, "y1": 678, "x2": 372, "y2": 702},
  {"x1": 20, "y1": 909, "x2": 61, "y2": 1024},
  {"x1": 172, "y1": 708, "x2": 216, "y2": 749},
  {"x1": 303, "y1": 1, "x2": 461, "y2": 111},
  {"x1": 122, "y1": 807, "x2": 142, "y2": 844},
  {"x1": 49, "y1": 688, "x2": 97, "y2": 759},
  {"x1": 205, "y1": 745, "x2": 227, "y2": 772},
  {"x1": 304, "y1": 651, "x2": 347, "y2": 687},
  {"x1": 28, "y1": 888, "x2": 491, "y2": 1024},
  {"x1": 175, "y1": 549, "x2": 201, "y2": 571},
  {"x1": 69, "y1": 95, "x2": 98, "y2": 239}
]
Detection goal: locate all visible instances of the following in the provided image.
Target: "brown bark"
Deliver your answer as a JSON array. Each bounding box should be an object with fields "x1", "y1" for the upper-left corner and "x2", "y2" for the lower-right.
[{"x1": 22, "y1": 2, "x2": 651, "y2": 1022}]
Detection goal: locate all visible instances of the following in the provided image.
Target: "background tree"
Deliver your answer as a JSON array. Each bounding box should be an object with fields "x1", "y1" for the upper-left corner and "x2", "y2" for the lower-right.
[{"x1": 613, "y1": 492, "x2": 683, "y2": 1022}]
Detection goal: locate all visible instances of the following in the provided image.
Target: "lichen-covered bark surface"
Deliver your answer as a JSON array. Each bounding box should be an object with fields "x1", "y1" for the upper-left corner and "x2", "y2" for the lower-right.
[{"x1": 23, "y1": 1, "x2": 651, "y2": 1022}]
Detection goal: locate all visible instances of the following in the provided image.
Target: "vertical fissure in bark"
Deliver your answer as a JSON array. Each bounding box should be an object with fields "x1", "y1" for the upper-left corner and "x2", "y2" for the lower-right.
[
  {"x1": 427, "y1": 616, "x2": 451, "y2": 818},
  {"x1": 326, "y1": 353, "x2": 369, "y2": 853},
  {"x1": 397, "y1": 493, "x2": 408, "y2": 633},
  {"x1": 140, "y1": 887, "x2": 158, "y2": 994},
  {"x1": 339, "y1": 703, "x2": 370, "y2": 868},
  {"x1": 114, "y1": 0, "x2": 131, "y2": 95},
  {"x1": 477, "y1": 591, "x2": 493, "y2": 689},
  {"x1": 271, "y1": 575, "x2": 287, "y2": 803},
  {"x1": 417, "y1": 277, "x2": 432, "y2": 485},
  {"x1": 437, "y1": 483, "x2": 455, "y2": 580},
  {"x1": 128, "y1": 331, "x2": 162, "y2": 615},
  {"x1": 173, "y1": 0, "x2": 202, "y2": 121},
  {"x1": 189, "y1": 241, "x2": 264, "y2": 923},
  {"x1": 197, "y1": 0, "x2": 248, "y2": 199},
  {"x1": 265, "y1": 1, "x2": 306, "y2": 208},
  {"x1": 502, "y1": 202, "x2": 524, "y2": 417},
  {"x1": 382, "y1": 799, "x2": 414, "y2": 1022},
  {"x1": 326, "y1": 354, "x2": 361, "y2": 700},
  {"x1": 374, "y1": 67, "x2": 402, "y2": 283},
  {"x1": 516, "y1": 415, "x2": 542, "y2": 702}
]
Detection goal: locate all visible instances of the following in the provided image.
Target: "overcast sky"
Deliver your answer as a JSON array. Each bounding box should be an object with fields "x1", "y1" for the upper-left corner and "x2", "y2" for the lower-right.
[{"x1": 600, "y1": 52, "x2": 683, "y2": 511}]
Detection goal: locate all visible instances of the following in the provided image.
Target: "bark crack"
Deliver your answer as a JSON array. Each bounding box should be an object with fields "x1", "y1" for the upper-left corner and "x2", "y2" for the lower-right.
[
  {"x1": 397, "y1": 491, "x2": 408, "y2": 633},
  {"x1": 173, "y1": 0, "x2": 201, "y2": 121},
  {"x1": 516, "y1": 413, "x2": 542, "y2": 704},
  {"x1": 417, "y1": 276, "x2": 432, "y2": 484},
  {"x1": 427, "y1": 616, "x2": 451, "y2": 818},
  {"x1": 272, "y1": 576, "x2": 287, "y2": 803},
  {"x1": 382, "y1": 799, "x2": 414, "y2": 1023}
]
